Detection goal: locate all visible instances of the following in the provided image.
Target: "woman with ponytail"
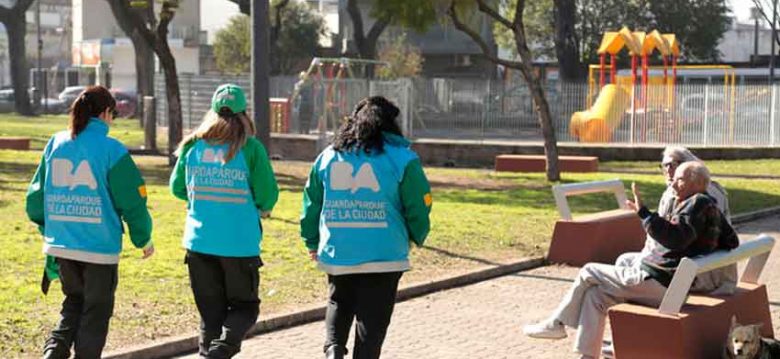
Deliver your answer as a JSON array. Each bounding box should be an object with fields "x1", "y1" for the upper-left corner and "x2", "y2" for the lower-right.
[
  {"x1": 301, "y1": 96, "x2": 433, "y2": 359},
  {"x1": 169, "y1": 84, "x2": 278, "y2": 358},
  {"x1": 25, "y1": 85, "x2": 154, "y2": 359}
]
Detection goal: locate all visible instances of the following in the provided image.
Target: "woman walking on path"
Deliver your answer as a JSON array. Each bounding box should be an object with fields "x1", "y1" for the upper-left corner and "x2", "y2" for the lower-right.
[
  {"x1": 26, "y1": 85, "x2": 154, "y2": 359},
  {"x1": 301, "y1": 96, "x2": 433, "y2": 359},
  {"x1": 170, "y1": 84, "x2": 278, "y2": 358}
]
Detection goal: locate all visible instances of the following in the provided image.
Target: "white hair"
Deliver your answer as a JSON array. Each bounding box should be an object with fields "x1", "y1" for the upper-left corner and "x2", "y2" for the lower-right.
[
  {"x1": 663, "y1": 146, "x2": 701, "y2": 163},
  {"x1": 677, "y1": 161, "x2": 711, "y2": 189}
]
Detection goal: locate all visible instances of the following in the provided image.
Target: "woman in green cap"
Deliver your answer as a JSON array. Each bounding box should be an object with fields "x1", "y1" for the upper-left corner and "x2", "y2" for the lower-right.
[{"x1": 170, "y1": 84, "x2": 279, "y2": 358}]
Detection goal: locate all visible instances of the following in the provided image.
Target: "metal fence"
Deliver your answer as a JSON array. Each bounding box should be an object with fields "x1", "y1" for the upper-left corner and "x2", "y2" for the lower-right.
[{"x1": 154, "y1": 75, "x2": 780, "y2": 147}]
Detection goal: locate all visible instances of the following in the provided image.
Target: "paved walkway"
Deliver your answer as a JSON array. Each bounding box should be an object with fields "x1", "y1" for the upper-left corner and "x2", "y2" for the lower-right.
[{"x1": 179, "y1": 215, "x2": 780, "y2": 359}]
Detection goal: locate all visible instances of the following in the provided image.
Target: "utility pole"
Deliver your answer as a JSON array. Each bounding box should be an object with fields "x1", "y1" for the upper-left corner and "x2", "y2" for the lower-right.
[
  {"x1": 252, "y1": 0, "x2": 271, "y2": 149},
  {"x1": 753, "y1": 7, "x2": 760, "y2": 67},
  {"x1": 771, "y1": 0, "x2": 778, "y2": 84},
  {"x1": 36, "y1": 0, "x2": 45, "y2": 112}
]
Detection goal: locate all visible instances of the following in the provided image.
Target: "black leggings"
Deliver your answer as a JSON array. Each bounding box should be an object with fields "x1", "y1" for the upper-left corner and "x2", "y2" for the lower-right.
[
  {"x1": 44, "y1": 258, "x2": 118, "y2": 359},
  {"x1": 324, "y1": 271, "x2": 403, "y2": 359},
  {"x1": 186, "y1": 250, "x2": 262, "y2": 358}
]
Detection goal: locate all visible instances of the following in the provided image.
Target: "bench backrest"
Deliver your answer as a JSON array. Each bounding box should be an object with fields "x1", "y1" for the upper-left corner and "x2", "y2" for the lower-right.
[
  {"x1": 552, "y1": 179, "x2": 629, "y2": 220},
  {"x1": 658, "y1": 234, "x2": 775, "y2": 316}
]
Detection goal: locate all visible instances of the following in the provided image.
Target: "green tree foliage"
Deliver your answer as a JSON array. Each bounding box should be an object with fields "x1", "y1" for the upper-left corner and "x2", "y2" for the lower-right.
[
  {"x1": 214, "y1": 15, "x2": 251, "y2": 75},
  {"x1": 214, "y1": 2, "x2": 325, "y2": 75},
  {"x1": 494, "y1": 0, "x2": 555, "y2": 60},
  {"x1": 376, "y1": 33, "x2": 424, "y2": 79},
  {"x1": 499, "y1": 0, "x2": 730, "y2": 65},
  {"x1": 271, "y1": 1, "x2": 325, "y2": 74}
]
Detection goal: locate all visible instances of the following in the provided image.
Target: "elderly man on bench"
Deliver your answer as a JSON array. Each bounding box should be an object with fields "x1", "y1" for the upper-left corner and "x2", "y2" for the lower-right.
[
  {"x1": 615, "y1": 146, "x2": 736, "y2": 295},
  {"x1": 524, "y1": 161, "x2": 739, "y2": 359}
]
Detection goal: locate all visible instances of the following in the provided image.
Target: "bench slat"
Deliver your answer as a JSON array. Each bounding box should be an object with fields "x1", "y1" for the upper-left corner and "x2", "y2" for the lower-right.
[{"x1": 657, "y1": 234, "x2": 775, "y2": 316}]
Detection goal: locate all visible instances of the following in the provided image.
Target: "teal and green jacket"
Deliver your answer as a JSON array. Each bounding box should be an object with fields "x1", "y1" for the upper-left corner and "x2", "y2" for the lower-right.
[
  {"x1": 170, "y1": 137, "x2": 278, "y2": 257},
  {"x1": 26, "y1": 119, "x2": 153, "y2": 269},
  {"x1": 301, "y1": 133, "x2": 432, "y2": 275}
]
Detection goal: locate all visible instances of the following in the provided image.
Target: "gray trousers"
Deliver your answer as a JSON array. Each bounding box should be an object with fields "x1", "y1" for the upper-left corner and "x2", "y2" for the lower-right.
[
  {"x1": 552, "y1": 259, "x2": 723, "y2": 357},
  {"x1": 551, "y1": 263, "x2": 667, "y2": 357}
]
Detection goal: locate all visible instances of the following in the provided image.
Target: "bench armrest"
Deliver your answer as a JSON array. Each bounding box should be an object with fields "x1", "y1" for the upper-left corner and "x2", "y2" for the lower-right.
[
  {"x1": 657, "y1": 234, "x2": 775, "y2": 315},
  {"x1": 552, "y1": 179, "x2": 628, "y2": 220}
]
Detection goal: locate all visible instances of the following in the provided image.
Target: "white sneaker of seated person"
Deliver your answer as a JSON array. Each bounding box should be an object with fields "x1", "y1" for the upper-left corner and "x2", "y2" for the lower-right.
[{"x1": 523, "y1": 318, "x2": 566, "y2": 339}]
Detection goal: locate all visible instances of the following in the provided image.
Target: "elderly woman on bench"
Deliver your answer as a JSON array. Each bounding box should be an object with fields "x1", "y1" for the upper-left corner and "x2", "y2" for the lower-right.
[{"x1": 524, "y1": 161, "x2": 739, "y2": 359}]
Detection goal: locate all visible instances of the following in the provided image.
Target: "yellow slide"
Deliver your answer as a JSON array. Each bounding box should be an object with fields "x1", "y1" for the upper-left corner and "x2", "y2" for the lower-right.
[{"x1": 570, "y1": 84, "x2": 630, "y2": 142}]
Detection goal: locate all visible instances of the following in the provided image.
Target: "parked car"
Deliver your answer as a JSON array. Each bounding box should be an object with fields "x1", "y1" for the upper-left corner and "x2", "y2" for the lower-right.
[
  {"x1": 110, "y1": 88, "x2": 137, "y2": 118},
  {"x1": 0, "y1": 88, "x2": 68, "y2": 114},
  {"x1": 58, "y1": 86, "x2": 87, "y2": 108}
]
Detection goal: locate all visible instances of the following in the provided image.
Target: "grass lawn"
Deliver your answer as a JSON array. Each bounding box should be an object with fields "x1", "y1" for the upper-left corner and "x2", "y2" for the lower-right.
[
  {"x1": 2, "y1": 117, "x2": 780, "y2": 356},
  {"x1": 0, "y1": 114, "x2": 156, "y2": 150},
  {"x1": 603, "y1": 159, "x2": 780, "y2": 177}
]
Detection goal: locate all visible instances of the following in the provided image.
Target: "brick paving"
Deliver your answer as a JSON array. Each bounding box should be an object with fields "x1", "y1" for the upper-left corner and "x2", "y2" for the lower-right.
[{"x1": 178, "y1": 215, "x2": 780, "y2": 359}]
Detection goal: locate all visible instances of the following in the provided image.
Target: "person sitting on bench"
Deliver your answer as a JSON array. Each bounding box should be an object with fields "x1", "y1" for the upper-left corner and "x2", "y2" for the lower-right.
[
  {"x1": 523, "y1": 161, "x2": 739, "y2": 359},
  {"x1": 616, "y1": 146, "x2": 736, "y2": 295}
]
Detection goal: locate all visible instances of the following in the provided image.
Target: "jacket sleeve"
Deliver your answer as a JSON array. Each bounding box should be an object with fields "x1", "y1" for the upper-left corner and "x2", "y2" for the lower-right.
[
  {"x1": 108, "y1": 153, "x2": 153, "y2": 249},
  {"x1": 26, "y1": 153, "x2": 47, "y2": 231},
  {"x1": 639, "y1": 199, "x2": 698, "y2": 251},
  {"x1": 399, "y1": 159, "x2": 432, "y2": 246},
  {"x1": 245, "y1": 138, "x2": 279, "y2": 212},
  {"x1": 300, "y1": 164, "x2": 324, "y2": 251},
  {"x1": 169, "y1": 140, "x2": 194, "y2": 201}
]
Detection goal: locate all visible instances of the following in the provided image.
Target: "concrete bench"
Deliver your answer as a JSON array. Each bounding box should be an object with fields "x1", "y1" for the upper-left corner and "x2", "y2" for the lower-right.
[
  {"x1": 608, "y1": 234, "x2": 775, "y2": 359},
  {"x1": 0, "y1": 137, "x2": 30, "y2": 150},
  {"x1": 494, "y1": 154, "x2": 599, "y2": 173},
  {"x1": 547, "y1": 179, "x2": 645, "y2": 266}
]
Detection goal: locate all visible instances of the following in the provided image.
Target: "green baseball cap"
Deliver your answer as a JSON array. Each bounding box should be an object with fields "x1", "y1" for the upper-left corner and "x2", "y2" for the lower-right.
[{"x1": 211, "y1": 84, "x2": 247, "y2": 114}]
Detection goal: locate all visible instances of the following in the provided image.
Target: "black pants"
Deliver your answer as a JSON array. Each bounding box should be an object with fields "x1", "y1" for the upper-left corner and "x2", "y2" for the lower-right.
[
  {"x1": 44, "y1": 258, "x2": 118, "y2": 359},
  {"x1": 186, "y1": 250, "x2": 262, "y2": 358},
  {"x1": 324, "y1": 272, "x2": 403, "y2": 359}
]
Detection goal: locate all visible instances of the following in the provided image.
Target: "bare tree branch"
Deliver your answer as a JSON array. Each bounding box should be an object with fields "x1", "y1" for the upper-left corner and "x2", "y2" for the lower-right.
[
  {"x1": 475, "y1": 0, "x2": 512, "y2": 29},
  {"x1": 0, "y1": 0, "x2": 34, "y2": 20},
  {"x1": 447, "y1": 1, "x2": 523, "y2": 69}
]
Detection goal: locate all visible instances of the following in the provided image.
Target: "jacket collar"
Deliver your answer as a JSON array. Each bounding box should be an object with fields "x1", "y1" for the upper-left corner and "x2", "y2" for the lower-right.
[
  {"x1": 383, "y1": 132, "x2": 410, "y2": 147},
  {"x1": 85, "y1": 118, "x2": 109, "y2": 136}
]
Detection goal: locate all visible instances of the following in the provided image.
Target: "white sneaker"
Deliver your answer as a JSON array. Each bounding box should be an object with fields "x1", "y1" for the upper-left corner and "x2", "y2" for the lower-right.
[{"x1": 523, "y1": 319, "x2": 567, "y2": 339}]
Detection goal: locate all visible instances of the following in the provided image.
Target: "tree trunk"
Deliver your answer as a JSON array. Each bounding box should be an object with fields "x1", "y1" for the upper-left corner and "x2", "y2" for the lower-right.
[
  {"x1": 515, "y1": 43, "x2": 560, "y2": 181},
  {"x1": 157, "y1": 45, "x2": 182, "y2": 165},
  {"x1": 132, "y1": 33, "x2": 154, "y2": 121},
  {"x1": 6, "y1": 17, "x2": 32, "y2": 115},
  {"x1": 553, "y1": 0, "x2": 582, "y2": 81}
]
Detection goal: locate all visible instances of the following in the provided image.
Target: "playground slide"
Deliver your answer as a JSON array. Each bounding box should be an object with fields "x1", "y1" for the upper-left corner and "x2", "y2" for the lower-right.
[{"x1": 570, "y1": 84, "x2": 630, "y2": 142}]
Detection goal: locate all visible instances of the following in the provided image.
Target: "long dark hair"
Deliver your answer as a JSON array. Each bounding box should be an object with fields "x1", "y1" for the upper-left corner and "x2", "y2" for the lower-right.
[
  {"x1": 69, "y1": 86, "x2": 116, "y2": 138},
  {"x1": 332, "y1": 96, "x2": 403, "y2": 154}
]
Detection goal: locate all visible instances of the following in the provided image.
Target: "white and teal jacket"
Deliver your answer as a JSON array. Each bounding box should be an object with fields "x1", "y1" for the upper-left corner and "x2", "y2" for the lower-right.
[
  {"x1": 301, "y1": 133, "x2": 432, "y2": 275},
  {"x1": 26, "y1": 119, "x2": 153, "y2": 265},
  {"x1": 170, "y1": 137, "x2": 278, "y2": 257}
]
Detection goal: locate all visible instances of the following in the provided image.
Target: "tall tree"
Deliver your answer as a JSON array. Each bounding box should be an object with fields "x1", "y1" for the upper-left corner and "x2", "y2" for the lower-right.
[
  {"x1": 0, "y1": 0, "x2": 35, "y2": 115},
  {"x1": 110, "y1": 0, "x2": 155, "y2": 121},
  {"x1": 554, "y1": 0, "x2": 581, "y2": 80},
  {"x1": 214, "y1": 6, "x2": 324, "y2": 75},
  {"x1": 449, "y1": 0, "x2": 561, "y2": 181},
  {"x1": 344, "y1": 0, "x2": 438, "y2": 69},
  {"x1": 106, "y1": 0, "x2": 182, "y2": 164},
  {"x1": 228, "y1": 0, "x2": 290, "y2": 47}
]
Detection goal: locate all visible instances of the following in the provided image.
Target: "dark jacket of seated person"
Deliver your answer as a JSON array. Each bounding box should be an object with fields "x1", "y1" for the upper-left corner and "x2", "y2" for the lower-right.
[{"x1": 637, "y1": 193, "x2": 740, "y2": 286}]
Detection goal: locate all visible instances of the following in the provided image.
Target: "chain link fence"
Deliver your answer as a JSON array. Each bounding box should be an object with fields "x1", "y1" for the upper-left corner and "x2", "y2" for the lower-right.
[{"x1": 154, "y1": 75, "x2": 780, "y2": 147}]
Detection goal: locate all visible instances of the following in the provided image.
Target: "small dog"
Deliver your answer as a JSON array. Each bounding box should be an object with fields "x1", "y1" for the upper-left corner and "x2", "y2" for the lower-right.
[{"x1": 723, "y1": 316, "x2": 780, "y2": 359}]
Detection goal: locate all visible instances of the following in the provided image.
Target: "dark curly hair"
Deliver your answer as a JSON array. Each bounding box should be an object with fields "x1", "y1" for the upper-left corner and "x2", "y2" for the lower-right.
[{"x1": 332, "y1": 96, "x2": 403, "y2": 154}]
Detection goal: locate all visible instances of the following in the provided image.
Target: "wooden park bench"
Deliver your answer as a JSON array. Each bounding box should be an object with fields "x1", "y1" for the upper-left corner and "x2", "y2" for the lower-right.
[
  {"x1": 0, "y1": 137, "x2": 30, "y2": 150},
  {"x1": 547, "y1": 179, "x2": 645, "y2": 266},
  {"x1": 494, "y1": 154, "x2": 599, "y2": 173},
  {"x1": 608, "y1": 234, "x2": 776, "y2": 359}
]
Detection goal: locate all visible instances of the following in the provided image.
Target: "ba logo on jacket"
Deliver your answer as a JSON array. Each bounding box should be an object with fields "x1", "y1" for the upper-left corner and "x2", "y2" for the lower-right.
[
  {"x1": 202, "y1": 148, "x2": 226, "y2": 163},
  {"x1": 52, "y1": 158, "x2": 97, "y2": 190},
  {"x1": 330, "y1": 162, "x2": 380, "y2": 193}
]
